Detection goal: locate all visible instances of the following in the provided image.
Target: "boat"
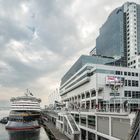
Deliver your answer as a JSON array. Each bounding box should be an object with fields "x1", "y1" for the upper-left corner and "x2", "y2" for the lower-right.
[{"x1": 5, "y1": 90, "x2": 41, "y2": 131}]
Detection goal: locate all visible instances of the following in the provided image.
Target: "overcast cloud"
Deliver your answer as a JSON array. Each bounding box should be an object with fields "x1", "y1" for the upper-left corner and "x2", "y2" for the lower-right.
[{"x1": 0, "y1": 0, "x2": 139, "y2": 107}]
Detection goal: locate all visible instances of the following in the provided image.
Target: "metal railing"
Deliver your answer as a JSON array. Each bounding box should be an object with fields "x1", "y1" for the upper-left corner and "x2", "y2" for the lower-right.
[
  {"x1": 128, "y1": 110, "x2": 140, "y2": 140},
  {"x1": 66, "y1": 114, "x2": 79, "y2": 132}
]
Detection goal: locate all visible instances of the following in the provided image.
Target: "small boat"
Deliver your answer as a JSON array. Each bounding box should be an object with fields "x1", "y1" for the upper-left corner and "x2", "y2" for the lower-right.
[{"x1": 0, "y1": 117, "x2": 9, "y2": 124}]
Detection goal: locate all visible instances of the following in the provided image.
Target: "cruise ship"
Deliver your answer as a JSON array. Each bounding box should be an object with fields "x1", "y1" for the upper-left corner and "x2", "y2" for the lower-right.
[{"x1": 6, "y1": 90, "x2": 41, "y2": 131}]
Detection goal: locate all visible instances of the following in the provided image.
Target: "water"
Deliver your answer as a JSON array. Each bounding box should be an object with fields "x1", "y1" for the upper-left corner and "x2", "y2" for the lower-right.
[{"x1": 0, "y1": 110, "x2": 49, "y2": 140}]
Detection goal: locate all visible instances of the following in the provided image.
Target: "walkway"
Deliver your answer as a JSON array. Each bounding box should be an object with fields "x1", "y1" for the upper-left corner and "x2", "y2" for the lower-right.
[{"x1": 43, "y1": 121, "x2": 70, "y2": 140}]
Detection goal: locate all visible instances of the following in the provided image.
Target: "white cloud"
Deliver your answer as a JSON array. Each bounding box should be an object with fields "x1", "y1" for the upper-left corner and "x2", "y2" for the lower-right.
[
  {"x1": 21, "y1": 3, "x2": 29, "y2": 14},
  {"x1": 0, "y1": 0, "x2": 139, "y2": 106}
]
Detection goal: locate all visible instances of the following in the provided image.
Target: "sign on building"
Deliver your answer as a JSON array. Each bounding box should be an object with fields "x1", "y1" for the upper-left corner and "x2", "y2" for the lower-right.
[{"x1": 105, "y1": 76, "x2": 124, "y2": 86}]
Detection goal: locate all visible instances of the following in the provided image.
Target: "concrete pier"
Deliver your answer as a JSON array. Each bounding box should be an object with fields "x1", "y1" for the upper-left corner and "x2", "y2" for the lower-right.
[{"x1": 42, "y1": 119, "x2": 70, "y2": 140}]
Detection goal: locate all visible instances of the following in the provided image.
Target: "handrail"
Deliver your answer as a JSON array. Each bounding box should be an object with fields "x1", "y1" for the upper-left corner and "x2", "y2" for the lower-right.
[{"x1": 128, "y1": 110, "x2": 140, "y2": 140}]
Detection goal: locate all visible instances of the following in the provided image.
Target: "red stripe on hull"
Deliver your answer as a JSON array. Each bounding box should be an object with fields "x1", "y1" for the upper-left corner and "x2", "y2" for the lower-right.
[{"x1": 6, "y1": 126, "x2": 40, "y2": 131}]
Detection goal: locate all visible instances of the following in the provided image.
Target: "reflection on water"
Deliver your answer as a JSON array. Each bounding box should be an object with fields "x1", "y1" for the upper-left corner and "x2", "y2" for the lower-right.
[{"x1": 8, "y1": 129, "x2": 40, "y2": 140}]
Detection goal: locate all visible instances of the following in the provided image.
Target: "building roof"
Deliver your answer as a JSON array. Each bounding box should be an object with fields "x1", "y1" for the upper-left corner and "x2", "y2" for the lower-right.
[{"x1": 61, "y1": 55, "x2": 114, "y2": 85}]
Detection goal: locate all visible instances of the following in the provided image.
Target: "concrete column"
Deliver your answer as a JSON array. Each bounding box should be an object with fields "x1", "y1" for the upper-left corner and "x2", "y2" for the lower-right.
[
  {"x1": 95, "y1": 115, "x2": 98, "y2": 140},
  {"x1": 139, "y1": 123, "x2": 140, "y2": 139},
  {"x1": 80, "y1": 131, "x2": 82, "y2": 140},
  {"x1": 74, "y1": 96, "x2": 76, "y2": 111},
  {"x1": 120, "y1": 98, "x2": 123, "y2": 113},
  {"x1": 95, "y1": 134, "x2": 98, "y2": 140},
  {"x1": 109, "y1": 116, "x2": 111, "y2": 136},
  {"x1": 89, "y1": 90, "x2": 92, "y2": 110},
  {"x1": 96, "y1": 90, "x2": 98, "y2": 112},
  {"x1": 86, "y1": 115, "x2": 88, "y2": 140},
  {"x1": 85, "y1": 93, "x2": 86, "y2": 109},
  {"x1": 86, "y1": 130, "x2": 88, "y2": 140}
]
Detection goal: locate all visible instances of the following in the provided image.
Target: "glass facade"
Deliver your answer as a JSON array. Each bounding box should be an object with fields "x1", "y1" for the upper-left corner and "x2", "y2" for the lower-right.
[
  {"x1": 95, "y1": 2, "x2": 140, "y2": 67},
  {"x1": 96, "y1": 8, "x2": 125, "y2": 66}
]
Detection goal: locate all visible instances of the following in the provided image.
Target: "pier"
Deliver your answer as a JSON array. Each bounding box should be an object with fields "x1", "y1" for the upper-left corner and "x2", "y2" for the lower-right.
[
  {"x1": 41, "y1": 110, "x2": 70, "y2": 140},
  {"x1": 42, "y1": 117, "x2": 70, "y2": 140}
]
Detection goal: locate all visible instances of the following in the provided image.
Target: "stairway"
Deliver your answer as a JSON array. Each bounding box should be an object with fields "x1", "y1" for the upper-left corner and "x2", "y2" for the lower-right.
[{"x1": 63, "y1": 114, "x2": 80, "y2": 140}]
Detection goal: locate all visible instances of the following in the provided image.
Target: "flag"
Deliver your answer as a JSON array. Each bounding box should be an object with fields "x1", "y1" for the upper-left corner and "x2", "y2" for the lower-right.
[{"x1": 30, "y1": 92, "x2": 33, "y2": 96}]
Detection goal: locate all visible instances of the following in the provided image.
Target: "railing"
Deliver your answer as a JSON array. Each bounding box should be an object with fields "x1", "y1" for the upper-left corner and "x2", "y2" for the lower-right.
[
  {"x1": 66, "y1": 114, "x2": 79, "y2": 132},
  {"x1": 69, "y1": 107, "x2": 130, "y2": 113},
  {"x1": 128, "y1": 110, "x2": 140, "y2": 140},
  {"x1": 129, "y1": 110, "x2": 140, "y2": 140}
]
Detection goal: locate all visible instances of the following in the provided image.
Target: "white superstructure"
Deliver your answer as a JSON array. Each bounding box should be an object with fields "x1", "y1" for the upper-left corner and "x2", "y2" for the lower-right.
[{"x1": 10, "y1": 95, "x2": 41, "y2": 111}]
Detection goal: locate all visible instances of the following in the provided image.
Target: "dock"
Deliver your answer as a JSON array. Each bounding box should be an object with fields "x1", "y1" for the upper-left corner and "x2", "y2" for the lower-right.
[{"x1": 43, "y1": 120, "x2": 70, "y2": 140}]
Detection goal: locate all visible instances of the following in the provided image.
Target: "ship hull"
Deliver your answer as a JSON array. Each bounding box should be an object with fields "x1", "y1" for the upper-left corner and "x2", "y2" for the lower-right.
[
  {"x1": 5, "y1": 120, "x2": 40, "y2": 131},
  {"x1": 7, "y1": 127, "x2": 40, "y2": 140}
]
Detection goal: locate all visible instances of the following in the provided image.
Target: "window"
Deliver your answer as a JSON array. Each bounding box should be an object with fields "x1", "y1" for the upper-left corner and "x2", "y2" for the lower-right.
[
  {"x1": 116, "y1": 71, "x2": 121, "y2": 75},
  {"x1": 124, "y1": 72, "x2": 127, "y2": 75},
  {"x1": 88, "y1": 115, "x2": 96, "y2": 129},
  {"x1": 132, "y1": 91, "x2": 140, "y2": 99},
  {"x1": 82, "y1": 94, "x2": 85, "y2": 99},
  {"x1": 135, "y1": 81, "x2": 139, "y2": 87},
  {"x1": 124, "y1": 91, "x2": 131, "y2": 97},
  {"x1": 75, "y1": 114, "x2": 79, "y2": 123},
  {"x1": 132, "y1": 72, "x2": 134, "y2": 76},
  {"x1": 78, "y1": 95, "x2": 81, "y2": 99},
  {"x1": 91, "y1": 90, "x2": 96, "y2": 97},
  {"x1": 128, "y1": 80, "x2": 131, "y2": 86},
  {"x1": 135, "y1": 73, "x2": 138, "y2": 77},
  {"x1": 86, "y1": 92, "x2": 90, "y2": 98},
  {"x1": 125, "y1": 80, "x2": 127, "y2": 86},
  {"x1": 132, "y1": 80, "x2": 135, "y2": 86},
  {"x1": 132, "y1": 80, "x2": 138, "y2": 87},
  {"x1": 128, "y1": 72, "x2": 131, "y2": 76},
  {"x1": 80, "y1": 116, "x2": 86, "y2": 126}
]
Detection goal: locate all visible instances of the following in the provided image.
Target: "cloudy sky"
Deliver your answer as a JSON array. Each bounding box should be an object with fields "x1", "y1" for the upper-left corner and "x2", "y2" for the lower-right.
[{"x1": 0, "y1": 0, "x2": 139, "y2": 107}]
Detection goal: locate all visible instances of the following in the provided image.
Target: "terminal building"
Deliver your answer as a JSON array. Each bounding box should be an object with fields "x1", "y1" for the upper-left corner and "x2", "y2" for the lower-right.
[
  {"x1": 45, "y1": 2, "x2": 140, "y2": 140},
  {"x1": 58, "y1": 55, "x2": 140, "y2": 140}
]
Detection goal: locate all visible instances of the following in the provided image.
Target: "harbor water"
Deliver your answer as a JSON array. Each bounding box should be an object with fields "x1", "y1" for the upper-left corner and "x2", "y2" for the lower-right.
[{"x1": 0, "y1": 110, "x2": 49, "y2": 140}]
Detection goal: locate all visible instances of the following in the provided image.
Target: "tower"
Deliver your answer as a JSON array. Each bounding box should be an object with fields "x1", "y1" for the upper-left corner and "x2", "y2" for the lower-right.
[{"x1": 94, "y1": 2, "x2": 140, "y2": 68}]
